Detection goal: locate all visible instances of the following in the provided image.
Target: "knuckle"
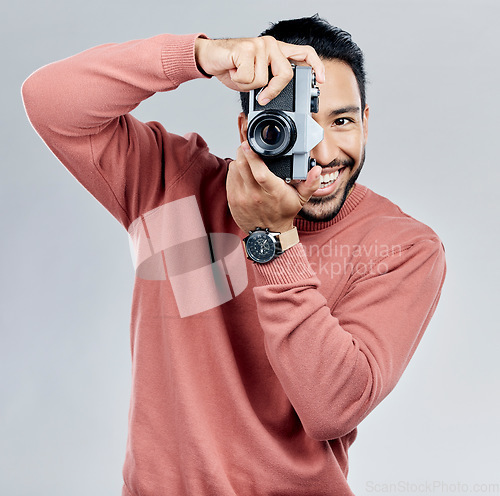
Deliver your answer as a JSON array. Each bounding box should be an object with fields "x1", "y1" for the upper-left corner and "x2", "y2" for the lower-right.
[
  {"x1": 273, "y1": 68, "x2": 292, "y2": 84},
  {"x1": 255, "y1": 37, "x2": 266, "y2": 48},
  {"x1": 240, "y1": 40, "x2": 256, "y2": 55},
  {"x1": 284, "y1": 64, "x2": 294, "y2": 78},
  {"x1": 261, "y1": 35, "x2": 276, "y2": 45},
  {"x1": 253, "y1": 171, "x2": 267, "y2": 184}
]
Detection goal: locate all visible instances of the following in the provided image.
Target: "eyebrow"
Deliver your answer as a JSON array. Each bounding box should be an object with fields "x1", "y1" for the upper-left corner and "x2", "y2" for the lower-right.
[{"x1": 328, "y1": 106, "x2": 361, "y2": 117}]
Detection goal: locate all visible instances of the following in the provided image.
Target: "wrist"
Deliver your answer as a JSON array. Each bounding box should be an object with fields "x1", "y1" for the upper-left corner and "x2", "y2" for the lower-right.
[
  {"x1": 194, "y1": 37, "x2": 213, "y2": 78},
  {"x1": 243, "y1": 226, "x2": 299, "y2": 264},
  {"x1": 243, "y1": 223, "x2": 294, "y2": 236},
  {"x1": 269, "y1": 222, "x2": 294, "y2": 235}
]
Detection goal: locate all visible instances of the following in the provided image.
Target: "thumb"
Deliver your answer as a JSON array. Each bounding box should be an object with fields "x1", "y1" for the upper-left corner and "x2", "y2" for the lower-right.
[{"x1": 295, "y1": 165, "x2": 322, "y2": 203}]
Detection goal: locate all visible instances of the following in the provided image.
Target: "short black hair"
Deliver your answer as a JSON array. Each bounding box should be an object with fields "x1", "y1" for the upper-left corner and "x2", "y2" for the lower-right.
[{"x1": 240, "y1": 14, "x2": 367, "y2": 117}]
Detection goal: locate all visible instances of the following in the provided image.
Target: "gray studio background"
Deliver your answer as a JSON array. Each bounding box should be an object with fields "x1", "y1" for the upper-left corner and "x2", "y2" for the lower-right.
[{"x1": 1, "y1": 0, "x2": 499, "y2": 495}]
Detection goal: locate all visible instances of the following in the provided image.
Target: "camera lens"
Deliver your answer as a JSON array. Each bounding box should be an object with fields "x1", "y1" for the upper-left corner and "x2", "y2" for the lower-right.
[
  {"x1": 261, "y1": 124, "x2": 281, "y2": 145},
  {"x1": 247, "y1": 110, "x2": 297, "y2": 157}
]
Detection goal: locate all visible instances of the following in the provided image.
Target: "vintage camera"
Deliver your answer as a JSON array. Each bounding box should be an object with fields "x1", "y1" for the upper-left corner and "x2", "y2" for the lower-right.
[{"x1": 247, "y1": 65, "x2": 324, "y2": 181}]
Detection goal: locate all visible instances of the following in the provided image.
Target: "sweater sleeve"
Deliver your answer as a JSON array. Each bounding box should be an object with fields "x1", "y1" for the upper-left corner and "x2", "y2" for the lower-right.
[
  {"x1": 252, "y1": 239, "x2": 446, "y2": 441},
  {"x1": 21, "y1": 33, "x2": 210, "y2": 229}
]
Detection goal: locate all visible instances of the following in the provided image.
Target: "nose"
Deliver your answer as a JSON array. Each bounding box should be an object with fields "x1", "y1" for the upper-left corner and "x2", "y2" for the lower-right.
[{"x1": 310, "y1": 135, "x2": 339, "y2": 167}]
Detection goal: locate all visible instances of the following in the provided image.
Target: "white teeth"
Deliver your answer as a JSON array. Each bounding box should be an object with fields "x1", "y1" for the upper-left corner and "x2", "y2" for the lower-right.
[{"x1": 320, "y1": 169, "x2": 340, "y2": 184}]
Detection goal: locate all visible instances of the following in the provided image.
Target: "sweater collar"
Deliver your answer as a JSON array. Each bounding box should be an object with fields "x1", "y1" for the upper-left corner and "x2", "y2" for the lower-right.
[{"x1": 294, "y1": 183, "x2": 367, "y2": 232}]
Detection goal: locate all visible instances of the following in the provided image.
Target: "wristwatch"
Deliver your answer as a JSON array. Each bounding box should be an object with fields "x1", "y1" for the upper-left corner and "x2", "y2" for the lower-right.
[{"x1": 243, "y1": 226, "x2": 299, "y2": 264}]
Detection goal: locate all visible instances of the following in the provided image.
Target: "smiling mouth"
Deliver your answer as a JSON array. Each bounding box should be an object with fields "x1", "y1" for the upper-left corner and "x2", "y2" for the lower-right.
[{"x1": 319, "y1": 169, "x2": 341, "y2": 189}]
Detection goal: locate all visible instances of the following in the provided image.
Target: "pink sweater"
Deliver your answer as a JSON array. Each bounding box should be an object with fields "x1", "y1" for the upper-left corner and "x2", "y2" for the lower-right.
[{"x1": 22, "y1": 33, "x2": 446, "y2": 496}]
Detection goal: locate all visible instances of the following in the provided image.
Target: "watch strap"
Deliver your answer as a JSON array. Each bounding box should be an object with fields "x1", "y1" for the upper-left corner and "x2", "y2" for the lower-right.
[{"x1": 277, "y1": 226, "x2": 299, "y2": 252}]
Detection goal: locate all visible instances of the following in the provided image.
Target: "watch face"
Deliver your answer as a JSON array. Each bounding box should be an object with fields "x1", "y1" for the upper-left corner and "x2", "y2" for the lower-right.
[{"x1": 246, "y1": 231, "x2": 276, "y2": 263}]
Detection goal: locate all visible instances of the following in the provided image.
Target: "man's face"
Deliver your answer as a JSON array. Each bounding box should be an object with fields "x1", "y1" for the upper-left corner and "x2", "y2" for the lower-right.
[
  {"x1": 238, "y1": 58, "x2": 369, "y2": 223},
  {"x1": 299, "y1": 58, "x2": 369, "y2": 222}
]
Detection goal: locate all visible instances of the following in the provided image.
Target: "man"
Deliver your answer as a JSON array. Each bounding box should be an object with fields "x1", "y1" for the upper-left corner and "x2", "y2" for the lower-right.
[{"x1": 22, "y1": 15, "x2": 446, "y2": 496}]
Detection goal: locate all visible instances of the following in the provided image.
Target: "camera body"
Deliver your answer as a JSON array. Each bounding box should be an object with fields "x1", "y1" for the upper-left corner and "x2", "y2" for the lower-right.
[{"x1": 247, "y1": 65, "x2": 324, "y2": 181}]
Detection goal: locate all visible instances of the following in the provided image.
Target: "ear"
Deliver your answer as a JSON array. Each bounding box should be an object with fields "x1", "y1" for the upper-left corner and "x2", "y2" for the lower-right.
[
  {"x1": 362, "y1": 104, "x2": 370, "y2": 142},
  {"x1": 238, "y1": 112, "x2": 248, "y2": 143}
]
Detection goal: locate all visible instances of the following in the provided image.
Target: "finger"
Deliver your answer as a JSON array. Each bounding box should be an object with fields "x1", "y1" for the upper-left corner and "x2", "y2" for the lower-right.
[
  {"x1": 278, "y1": 42, "x2": 326, "y2": 83},
  {"x1": 226, "y1": 155, "x2": 254, "y2": 212},
  {"x1": 293, "y1": 165, "x2": 322, "y2": 203},
  {"x1": 252, "y1": 47, "x2": 270, "y2": 90},
  {"x1": 258, "y1": 47, "x2": 294, "y2": 104},
  {"x1": 227, "y1": 157, "x2": 244, "y2": 188},
  {"x1": 233, "y1": 145, "x2": 260, "y2": 189},
  {"x1": 241, "y1": 141, "x2": 283, "y2": 193},
  {"x1": 230, "y1": 51, "x2": 256, "y2": 86}
]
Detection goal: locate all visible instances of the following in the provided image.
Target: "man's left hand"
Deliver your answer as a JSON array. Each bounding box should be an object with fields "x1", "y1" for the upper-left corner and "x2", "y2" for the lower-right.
[{"x1": 226, "y1": 141, "x2": 322, "y2": 234}]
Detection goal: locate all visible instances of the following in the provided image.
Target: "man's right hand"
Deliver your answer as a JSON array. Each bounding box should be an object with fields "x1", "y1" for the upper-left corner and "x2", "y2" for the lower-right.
[{"x1": 195, "y1": 36, "x2": 325, "y2": 106}]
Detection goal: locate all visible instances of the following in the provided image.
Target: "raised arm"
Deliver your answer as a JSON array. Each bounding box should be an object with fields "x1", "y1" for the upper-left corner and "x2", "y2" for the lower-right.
[
  {"x1": 22, "y1": 33, "x2": 213, "y2": 228},
  {"x1": 22, "y1": 34, "x2": 325, "y2": 229}
]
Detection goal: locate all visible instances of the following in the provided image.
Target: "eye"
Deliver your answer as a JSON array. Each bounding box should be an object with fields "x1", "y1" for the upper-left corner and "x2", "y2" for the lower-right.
[{"x1": 333, "y1": 117, "x2": 353, "y2": 127}]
